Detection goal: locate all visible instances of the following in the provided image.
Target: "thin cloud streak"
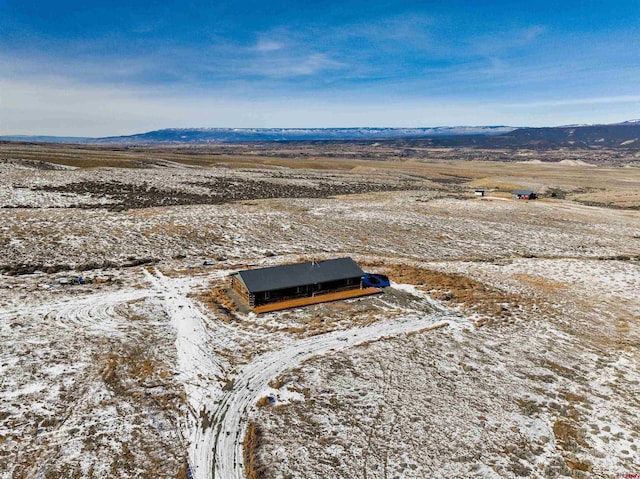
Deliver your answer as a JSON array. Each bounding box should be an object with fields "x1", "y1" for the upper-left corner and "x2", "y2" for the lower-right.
[
  {"x1": 1, "y1": 1, "x2": 639, "y2": 133},
  {"x1": 2, "y1": 77, "x2": 639, "y2": 136},
  {"x1": 255, "y1": 39, "x2": 284, "y2": 52},
  {"x1": 502, "y1": 95, "x2": 640, "y2": 108},
  {"x1": 246, "y1": 53, "x2": 346, "y2": 77}
]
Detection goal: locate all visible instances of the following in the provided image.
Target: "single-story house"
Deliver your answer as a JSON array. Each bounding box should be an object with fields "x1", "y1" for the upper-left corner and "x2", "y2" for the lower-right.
[
  {"x1": 474, "y1": 189, "x2": 485, "y2": 197},
  {"x1": 513, "y1": 189, "x2": 537, "y2": 200},
  {"x1": 231, "y1": 257, "x2": 366, "y2": 308}
]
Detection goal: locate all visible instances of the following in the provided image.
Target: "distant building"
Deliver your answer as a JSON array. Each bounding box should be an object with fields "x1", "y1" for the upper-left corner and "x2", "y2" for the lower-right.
[
  {"x1": 231, "y1": 257, "x2": 366, "y2": 309},
  {"x1": 513, "y1": 189, "x2": 537, "y2": 200},
  {"x1": 474, "y1": 189, "x2": 485, "y2": 197}
]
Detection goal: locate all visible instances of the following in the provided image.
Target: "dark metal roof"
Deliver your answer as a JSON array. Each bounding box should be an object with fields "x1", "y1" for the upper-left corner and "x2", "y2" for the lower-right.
[
  {"x1": 235, "y1": 257, "x2": 365, "y2": 293},
  {"x1": 513, "y1": 190, "x2": 535, "y2": 195}
]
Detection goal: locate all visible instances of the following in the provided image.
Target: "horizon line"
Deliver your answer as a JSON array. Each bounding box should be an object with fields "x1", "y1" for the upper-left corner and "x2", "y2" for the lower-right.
[{"x1": 2, "y1": 120, "x2": 639, "y2": 139}]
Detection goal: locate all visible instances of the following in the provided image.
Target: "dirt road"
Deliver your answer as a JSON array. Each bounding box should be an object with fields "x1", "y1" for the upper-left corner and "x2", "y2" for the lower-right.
[
  {"x1": 211, "y1": 316, "x2": 452, "y2": 479},
  {"x1": 144, "y1": 270, "x2": 458, "y2": 479}
]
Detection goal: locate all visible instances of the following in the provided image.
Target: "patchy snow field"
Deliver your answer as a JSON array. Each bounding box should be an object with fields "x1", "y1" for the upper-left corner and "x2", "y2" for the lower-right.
[
  {"x1": 252, "y1": 259, "x2": 640, "y2": 479},
  {"x1": 1, "y1": 156, "x2": 639, "y2": 479}
]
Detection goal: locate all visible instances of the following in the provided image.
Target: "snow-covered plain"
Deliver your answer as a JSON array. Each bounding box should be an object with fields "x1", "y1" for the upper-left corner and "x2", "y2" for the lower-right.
[{"x1": 1, "y1": 158, "x2": 639, "y2": 479}]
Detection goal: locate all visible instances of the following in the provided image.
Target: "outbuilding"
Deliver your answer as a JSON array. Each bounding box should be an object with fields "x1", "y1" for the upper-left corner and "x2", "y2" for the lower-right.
[
  {"x1": 513, "y1": 189, "x2": 537, "y2": 200},
  {"x1": 231, "y1": 257, "x2": 373, "y2": 311}
]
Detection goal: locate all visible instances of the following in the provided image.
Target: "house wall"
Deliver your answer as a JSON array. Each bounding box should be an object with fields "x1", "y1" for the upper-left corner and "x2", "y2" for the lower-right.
[
  {"x1": 253, "y1": 276, "x2": 363, "y2": 306},
  {"x1": 232, "y1": 276, "x2": 249, "y2": 302}
]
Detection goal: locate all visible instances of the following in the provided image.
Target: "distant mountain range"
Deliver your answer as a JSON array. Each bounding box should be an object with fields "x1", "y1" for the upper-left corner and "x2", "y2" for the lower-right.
[
  {"x1": 0, "y1": 126, "x2": 512, "y2": 144},
  {"x1": 2, "y1": 121, "x2": 640, "y2": 148},
  {"x1": 98, "y1": 125, "x2": 515, "y2": 143},
  {"x1": 499, "y1": 120, "x2": 640, "y2": 148}
]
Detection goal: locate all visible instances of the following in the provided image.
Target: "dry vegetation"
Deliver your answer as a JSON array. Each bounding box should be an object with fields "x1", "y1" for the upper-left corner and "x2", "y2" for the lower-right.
[
  {"x1": 255, "y1": 396, "x2": 273, "y2": 408},
  {"x1": 1, "y1": 293, "x2": 188, "y2": 479},
  {"x1": 2, "y1": 141, "x2": 640, "y2": 209},
  {"x1": 196, "y1": 280, "x2": 238, "y2": 316},
  {"x1": 362, "y1": 261, "x2": 533, "y2": 326},
  {"x1": 1, "y1": 141, "x2": 639, "y2": 479},
  {"x1": 243, "y1": 421, "x2": 265, "y2": 479}
]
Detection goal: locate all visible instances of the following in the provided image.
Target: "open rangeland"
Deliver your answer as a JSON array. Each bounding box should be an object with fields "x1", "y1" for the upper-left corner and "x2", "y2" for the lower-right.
[{"x1": 1, "y1": 143, "x2": 639, "y2": 479}]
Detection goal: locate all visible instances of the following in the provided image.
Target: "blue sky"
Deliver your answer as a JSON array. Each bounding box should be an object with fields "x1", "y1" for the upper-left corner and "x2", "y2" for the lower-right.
[{"x1": 1, "y1": 0, "x2": 639, "y2": 135}]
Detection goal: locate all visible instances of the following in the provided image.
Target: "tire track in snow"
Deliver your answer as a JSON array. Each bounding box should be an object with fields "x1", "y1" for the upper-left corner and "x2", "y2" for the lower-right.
[
  {"x1": 145, "y1": 269, "x2": 242, "y2": 479},
  {"x1": 1, "y1": 289, "x2": 150, "y2": 333},
  {"x1": 48, "y1": 291, "x2": 150, "y2": 334},
  {"x1": 144, "y1": 269, "x2": 461, "y2": 479},
  {"x1": 212, "y1": 314, "x2": 456, "y2": 479}
]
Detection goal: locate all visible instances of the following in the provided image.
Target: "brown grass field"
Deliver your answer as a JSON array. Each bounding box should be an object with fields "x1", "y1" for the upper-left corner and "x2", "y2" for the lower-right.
[
  {"x1": 2, "y1": 141, "x2": 639, "y2": 208},
  {"x1": 1, "y1": 140, "x2": 639, "y2": 479}
]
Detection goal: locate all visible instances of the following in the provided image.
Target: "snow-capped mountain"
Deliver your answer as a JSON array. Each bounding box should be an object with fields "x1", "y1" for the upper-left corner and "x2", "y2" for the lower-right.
[
  {"x1": 2, "y1": 121, "x2": 640, "y2": 148},
  {"x1": 93, "y1": 126, "x2": 514, "y2": 143}
]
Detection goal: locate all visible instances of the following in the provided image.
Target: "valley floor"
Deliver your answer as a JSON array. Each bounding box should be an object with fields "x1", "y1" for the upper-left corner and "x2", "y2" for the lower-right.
[{"x1": 1, "y1": 151, "x2": 639, "y2": 479}]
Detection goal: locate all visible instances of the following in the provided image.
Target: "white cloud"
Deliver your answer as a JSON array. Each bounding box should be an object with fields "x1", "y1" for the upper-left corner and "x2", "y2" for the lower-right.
[
  {"x1": 287, "y1": 53, "x2": 344, "y2": 76},
  {"x1": 469, "y1": 24, "x2": 548, "y2": 56},
  {"x1": 502, "y1": 95, "x2": 640, "y2": 108},
  {"x1": 518, "y1": 25, "x2": 547, "y2": 44},
  {"x1": 0, "y1": 78, "x2": 262, "y2": 136},
  {"x1": 1, "y1": 75, "x2": 639, "y2": 136},
  {"x1": 255, "y1": 39, "x2": 284, "y2": 52},
  {"x1": 244, "y1": 53, "x2": 345, "y2": 78}
]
